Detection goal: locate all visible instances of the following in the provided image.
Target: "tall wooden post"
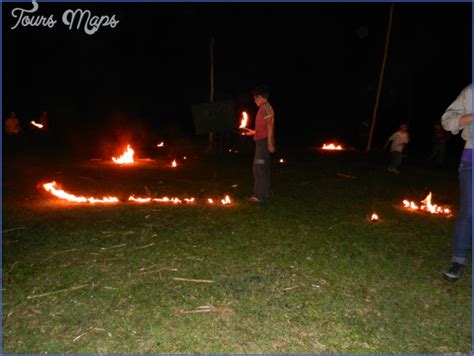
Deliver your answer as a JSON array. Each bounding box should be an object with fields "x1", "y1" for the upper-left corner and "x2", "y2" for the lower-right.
[
  {"x1": 208, "y1": 36, "x2": 215, "y2": 150},
  {"x1": 366, "y1": 3, "x2": 395, "y2": 152}
]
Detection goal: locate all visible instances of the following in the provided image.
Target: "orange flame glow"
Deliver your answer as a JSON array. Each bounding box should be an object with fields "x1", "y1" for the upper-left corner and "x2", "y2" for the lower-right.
[
  {"x1": 322, "y1": 143, "x2": 343, "y2": 150},
  {"x1": 370, "y1": 213, "x2": 379, "y2": 221},
  {"x1": 128, "y1": 196, "x2": 196, "y2": 204},
  {"x1": 31, "y1": 121, "x2": 44, "y2": 129},
  {"x1": 171, "y1": 160, "x2": 177, "y2": 168},
  {"x1": 128, "y1": 196, "x2": 152, "y2": 203},
  {"x1": 157, "y1": 142, "x2": 164, "y2": 147},
  {"x1": 403, "y1": 192, "x2": 451, "y2": 215},
  {"x1": 42, "y1": 181, "x2": 119, "y2": 204},
  {"x1": 221, "y1": 195, "x2": 231, "y2": 205},
  {"x1": 279, "y1": 158, "x2": 286, "y2": 163},
  {"x1": 208, "y1": 198, "x2": 214, "y2": 204},
  {"x1": 112, "y1": 145, "x2": 135, "y2": 164},
  {"x1": 239, "y1": 111, "x2": 248, "y2": 129}
]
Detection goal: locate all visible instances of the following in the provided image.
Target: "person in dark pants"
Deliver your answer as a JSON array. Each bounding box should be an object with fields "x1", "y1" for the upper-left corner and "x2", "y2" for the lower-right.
[
  {"x1": 243, "y1": 85, "x2": 276, "y2": 203},
  {"x1": 428, "y1": 122, "x2": 450, "y2": 166},
  {"x1": 440, "y1": 83, "x2": 472, "y2": 282}
]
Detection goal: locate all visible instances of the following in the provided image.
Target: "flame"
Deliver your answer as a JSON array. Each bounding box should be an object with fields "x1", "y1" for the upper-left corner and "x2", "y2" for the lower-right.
[
  {"x1": 31, "y1": 121, "x2": 44, "y2": 129},
  {"x1": 221, "y1": 195, "x2": 231, "y2": 205},
  {"x1": 322, "y1": 143, "x2": 343, "y2": 150},
  {"x1": 112, "y1": 145, "x2": 135, "y2": 164},
  {"x1": 239, "y1": 111, "x2": 248, "y2": 129},
  {"x1": 183, "y1": 156, "x2": 187, "y2": 160},
  {"x1": 171, "y1": 160, "x2": 177, "y2": 168},
  {"x1": 279, "y1": 158, "x2": 286, "y2": 163},
  {"x1": 128, "y1": 196, "x2": 195, "y2": 204},
  {"x1": 155, "y1": 197, "x2": 181, "y2": 204},
  {"x1": 128, "y1": 196, "x2": 151, "y2": 203},
  {"x1": 403, "y1": 192, "x2": 451, "y2": 215},
  {"x1": 42, "y1": 181, "x2": 119, "y2": 204},
  {"x1": 42, "y1": 182, "x2": 230, "y2": 206},
  {"x1": 157, "y1": 142, "x2": 164, "y2": 147},
  {"x1": 370, "y1": 213, "x2": 379, "y2": 221}
]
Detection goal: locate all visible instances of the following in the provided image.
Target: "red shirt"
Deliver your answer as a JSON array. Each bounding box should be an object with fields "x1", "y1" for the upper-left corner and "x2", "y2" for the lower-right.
[{"x1": 254, "y1": 102, "x2": 274, "y2": 141}]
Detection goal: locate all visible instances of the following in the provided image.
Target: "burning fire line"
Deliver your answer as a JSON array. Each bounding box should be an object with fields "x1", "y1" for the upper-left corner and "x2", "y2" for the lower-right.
[
  {"x1": 42, "y1": 181, "x2": 232, "y2": 206},
  {"x1": 42, "y1": 182, "x2": 119, "y2": 204},
  {"x1": 112, "y1": 145, "x2": 135, "y2": 164},
  {"x1": 322, "y1": 143, "x2": 343, "y2": 150},
  {"x1": 402, "y1": 192, "x2": 451, "y2": 215}
]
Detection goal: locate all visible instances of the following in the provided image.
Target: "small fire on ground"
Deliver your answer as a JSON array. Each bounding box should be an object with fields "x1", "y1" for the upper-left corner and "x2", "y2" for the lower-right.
[
  {"x1": 31, "y1": 121, "x2": 44, "y2": 129},
  {"x1": 42, "y1": 181, "x2": 233, "y2": 206},
  {"x1": 42, "y1": 181, "x2": 119, "y2": 204},
  {"x1": 322, "y1": 143, "x2": 343, "y2": 150},
  {"x1": 402, "y1": 192, "x2": 451, "y2": 215},
  {"x1": 112, "y1": 145, "x2": 135, "y2": 164},
  {"x1": 370, "y1": 212, "x2": 379, "y2": 222}
]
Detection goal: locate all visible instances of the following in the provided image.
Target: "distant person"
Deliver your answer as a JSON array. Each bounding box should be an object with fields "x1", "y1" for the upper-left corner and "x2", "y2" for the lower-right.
[
  {"x1": 384, "y1": 123, "x2": 409, "y2": 174},
  {"x1": 242, "y1": 85, "x2": 276, "y2": 203},
  {"x1": 441, "y1": 83, "x2": 472, "y2": 282},
  {"x1": 428, "y1": 122, "x2": 450, "y2": 166},
  {"x1": 358, "y1": 119, "x2": 369, "y2": 151},
  {"x1": 4, "y1": 112, "x2": 21, "y2": 135},
  {"x1": 38, "y1": 111, "x2": 49, "y2": 131}
]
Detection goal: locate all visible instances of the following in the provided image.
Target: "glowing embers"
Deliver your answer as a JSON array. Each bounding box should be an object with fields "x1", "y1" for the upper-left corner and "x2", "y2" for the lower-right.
[
  {"x1": 30, "y1": 121, "x2": 44, "y2": 129},
  {"x1": 402, "y1": 192, "x2": 451, "y2": 216},
  {"x1": 206, "y1": 195, "x2": 231, "y2": 205},
  {"x1": 322, "y1": 143, "x2": 343, "y2": 150},
  {"x1": 42, "y1": 181, "x2": 119, "y2": 204},
  {"x1": 112, "y1": 145, "x2": 135, "y2": 164},
  {"x1": 370, "y1": 212, "x2": 379, "y2": 222}
]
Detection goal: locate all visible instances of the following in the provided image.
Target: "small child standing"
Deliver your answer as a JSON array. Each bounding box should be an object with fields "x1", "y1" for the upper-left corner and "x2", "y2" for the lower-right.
[{"x1": 384, "y1": 123, "x2": 409, "y2": 174}]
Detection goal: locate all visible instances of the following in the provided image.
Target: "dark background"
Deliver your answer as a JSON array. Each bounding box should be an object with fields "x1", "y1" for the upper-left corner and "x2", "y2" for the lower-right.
[{"x1": 3, "y1": 2, "x2": 472, "y2": 156}]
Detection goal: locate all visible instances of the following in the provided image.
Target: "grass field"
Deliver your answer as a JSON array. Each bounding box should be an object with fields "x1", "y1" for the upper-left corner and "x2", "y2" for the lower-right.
[{"x1": 2, "y1": 145, "x2": 471, "y2": 353}]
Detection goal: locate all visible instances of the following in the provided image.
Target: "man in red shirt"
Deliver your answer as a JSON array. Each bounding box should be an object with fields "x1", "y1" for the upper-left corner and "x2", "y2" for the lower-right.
[{"x1": 243, "y1": 85, "x2": 276, "y2": 203}]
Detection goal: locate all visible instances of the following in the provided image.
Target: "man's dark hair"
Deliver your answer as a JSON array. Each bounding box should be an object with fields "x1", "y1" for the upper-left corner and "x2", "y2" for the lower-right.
[{"x1": 252, "y1": 85, "x2": 270, "y2": 99}]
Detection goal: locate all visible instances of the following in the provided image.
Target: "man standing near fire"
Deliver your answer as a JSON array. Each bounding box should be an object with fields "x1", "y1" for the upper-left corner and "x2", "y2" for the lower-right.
[
  {"x1": 243, "y1": 85, "x2": 276, "y2": 203},
  {"x1": 441, "y1": 83, "x2": 472, "y2": 282}
]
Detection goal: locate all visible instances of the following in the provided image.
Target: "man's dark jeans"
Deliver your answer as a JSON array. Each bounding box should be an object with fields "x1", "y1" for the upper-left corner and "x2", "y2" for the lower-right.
[
  {"x1": 452, "y1": 161, "x2": 472, "y2": 265},
  {"x1": 253, "y1": 138, "x2": 271, "y2": 202}
]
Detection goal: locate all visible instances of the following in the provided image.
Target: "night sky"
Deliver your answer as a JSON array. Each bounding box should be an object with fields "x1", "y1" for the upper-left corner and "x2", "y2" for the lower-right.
[{"x1": 3, "y1": 2, "x2": 472, "y2": 151}]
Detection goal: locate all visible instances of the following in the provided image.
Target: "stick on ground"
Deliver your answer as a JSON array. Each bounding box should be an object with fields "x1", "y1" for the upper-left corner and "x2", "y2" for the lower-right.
[
  {"x1": 173, "y1": 278, "x2": 214, "y2": 283},
  {"x1": 27, "y1": 284, "x2": 89, "y2": 300}
]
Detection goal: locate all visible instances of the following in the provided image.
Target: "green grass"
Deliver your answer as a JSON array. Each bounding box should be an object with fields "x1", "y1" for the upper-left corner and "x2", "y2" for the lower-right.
[{"x1": 2, "y1": 149, "x2": 471, "y2": 353}]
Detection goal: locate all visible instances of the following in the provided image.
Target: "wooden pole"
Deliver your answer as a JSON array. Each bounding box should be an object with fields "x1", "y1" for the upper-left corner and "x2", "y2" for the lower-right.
[
  {"x1": 208, "y1": 36, "x2": 215, "y2": 150},
  {"x1": 366, "y1": 3, "x2": 395, "y2": 152}
]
